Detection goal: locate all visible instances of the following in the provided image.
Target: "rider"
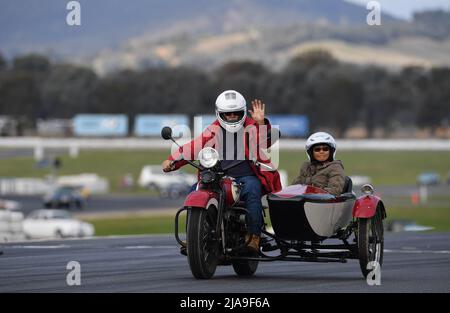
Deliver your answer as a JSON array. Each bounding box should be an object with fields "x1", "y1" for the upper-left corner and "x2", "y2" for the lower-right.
[
  {"x1": 162, "y1": 90, "x2": 282, "y2": 252},
  {"x1": 291, "y1": 132, "x2": 345, "y2": 196}
]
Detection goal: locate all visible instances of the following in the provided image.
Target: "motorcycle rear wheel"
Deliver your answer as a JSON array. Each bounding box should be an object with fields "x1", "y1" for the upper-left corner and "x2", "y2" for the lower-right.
[{"x1": 232, "y1": 258, "x2": 259, "y2": 277}]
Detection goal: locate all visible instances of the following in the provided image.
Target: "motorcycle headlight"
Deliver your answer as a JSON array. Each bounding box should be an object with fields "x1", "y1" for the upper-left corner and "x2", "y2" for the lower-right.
[
  {"x1": 361, "y1": 184, "x2": 374, "y2": 195},
  {"x1": 198, "y1": 147, "x2": 219, "y2": 168}
]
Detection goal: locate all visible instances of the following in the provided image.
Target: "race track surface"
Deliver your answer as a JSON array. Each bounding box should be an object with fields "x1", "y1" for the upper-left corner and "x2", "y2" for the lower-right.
[{"x1": 1, "y1": 232, "x2": 450, "y2": 293}]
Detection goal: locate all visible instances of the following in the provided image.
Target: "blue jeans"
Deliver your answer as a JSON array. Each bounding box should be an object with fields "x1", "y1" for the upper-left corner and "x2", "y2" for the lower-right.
[{"x1": 188, "y1": 175, "x2": 263, "y2": 236}]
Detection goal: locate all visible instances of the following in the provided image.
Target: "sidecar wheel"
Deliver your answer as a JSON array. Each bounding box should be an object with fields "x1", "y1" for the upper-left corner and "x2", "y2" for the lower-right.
[
  {"x1": 187, "y1": 206, "x2": 220, "y2": 279},
  {"x1": 232, "y1": 259, "x2": 259, "y2": 277},
  {"x1": 357, "y1": 207, "x2": 384, "y2": 278}
]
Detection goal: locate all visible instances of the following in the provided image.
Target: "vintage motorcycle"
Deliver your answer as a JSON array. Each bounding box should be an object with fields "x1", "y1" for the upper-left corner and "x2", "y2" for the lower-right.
[{"x1": 161, "y1": 126, "x2": 386, "y2": 280}]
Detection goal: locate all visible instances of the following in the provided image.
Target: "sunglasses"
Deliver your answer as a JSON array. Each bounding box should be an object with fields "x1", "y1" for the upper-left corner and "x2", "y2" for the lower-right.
[
  {"x1": 313, "y1": 146, "x2": 330, "y2": 152},
  {"x1": 223, "y1": 111, "x2": 244, "y2": 117},
  {"x1": 220, "y1": 111, "x2": 245, "y2": 121}
]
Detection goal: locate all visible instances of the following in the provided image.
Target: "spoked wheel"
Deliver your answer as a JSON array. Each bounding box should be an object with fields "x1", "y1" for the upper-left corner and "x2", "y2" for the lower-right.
[
  {"x1": 357, "y1": 207, "x2": 384, "y2": 278},
  {"x1": 186, "y1": 205, "x2": 220, "y2": 279}
]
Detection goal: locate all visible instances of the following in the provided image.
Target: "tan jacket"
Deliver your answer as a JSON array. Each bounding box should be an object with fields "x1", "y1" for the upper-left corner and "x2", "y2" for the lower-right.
[{"x1": 291, "y1": 160, "x2": 345, "y2": 196}]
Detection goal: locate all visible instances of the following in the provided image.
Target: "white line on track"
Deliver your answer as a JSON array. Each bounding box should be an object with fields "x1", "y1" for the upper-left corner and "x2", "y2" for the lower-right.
[
  {"x1": 290, "y1": 248, "x2": 450, "y2": 254},
  {"x1": 123, "y1": 245, "x2": 174, "y2": 249},
  {"x1": 6, "y1": 245, "x2": 69, "y2": 249},
  {"x1": 385, "y1": 249, "x2": 450, "y2": 254}
]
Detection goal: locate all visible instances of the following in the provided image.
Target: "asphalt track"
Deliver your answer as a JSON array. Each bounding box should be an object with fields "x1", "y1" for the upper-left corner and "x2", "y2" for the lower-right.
[{"x1": 1, "y1": 232, "x2": 450, "y2": 293}]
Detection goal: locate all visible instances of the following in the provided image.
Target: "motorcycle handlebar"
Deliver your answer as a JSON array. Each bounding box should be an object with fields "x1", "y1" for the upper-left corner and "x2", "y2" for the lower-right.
[{"x1": 171, "y1": 157, "x2": 204, "y2": 171}]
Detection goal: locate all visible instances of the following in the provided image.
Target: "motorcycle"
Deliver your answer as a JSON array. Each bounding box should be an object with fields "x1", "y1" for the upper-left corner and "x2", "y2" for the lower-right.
[{"x1": 161, "y1": 126, "x2": 386, "y2": 280}]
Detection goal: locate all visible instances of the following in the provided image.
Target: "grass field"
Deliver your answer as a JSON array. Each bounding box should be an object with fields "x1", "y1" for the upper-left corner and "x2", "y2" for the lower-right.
[
  {"x1": 0, "y1": 149, "x2": 449, "y2": 192},
  {"x1": 386, "y1": 207, "x2": 450, "y2": 232},
  {"x1": 82, "y1": 206, "x2": 450, "y2": 236}
]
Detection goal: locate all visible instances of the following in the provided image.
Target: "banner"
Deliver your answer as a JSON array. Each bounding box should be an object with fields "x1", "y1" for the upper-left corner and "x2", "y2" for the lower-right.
[
  {"x1": 73, "y1": 115, "x2": 128, "y2": 136},
  {"x1": 134, "y1": 114, "x2": 189, "y2": 137},
  {"x1": 267, "y1": 115, "x2": 309, "y2": 137}
]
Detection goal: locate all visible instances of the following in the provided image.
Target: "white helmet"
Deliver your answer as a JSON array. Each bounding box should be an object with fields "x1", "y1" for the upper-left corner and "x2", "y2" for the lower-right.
[
  {"x1": 215, "y1": 90, "x2": 247, "y2": 133},
  {"x1": 305, "y1": 132, "x2": 337, "y2": 161}
]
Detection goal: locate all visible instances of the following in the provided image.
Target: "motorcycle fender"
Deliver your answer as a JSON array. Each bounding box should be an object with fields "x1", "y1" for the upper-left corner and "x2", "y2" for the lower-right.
[
  {"x1": 184, "y1": 190, "x2": 219, "y2": 209},
  {"x1": 352, "y1": 195, "x2": 383, "y2": 218}
]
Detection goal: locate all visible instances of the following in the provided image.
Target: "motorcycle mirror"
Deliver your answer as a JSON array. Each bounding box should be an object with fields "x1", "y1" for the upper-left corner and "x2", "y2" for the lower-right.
[{"x1": 161, "y1": 126, "x2": 173, "y2": 140}]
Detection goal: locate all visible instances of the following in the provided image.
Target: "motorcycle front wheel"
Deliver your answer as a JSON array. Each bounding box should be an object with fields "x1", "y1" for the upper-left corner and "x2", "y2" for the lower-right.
[
  {"x1": 187, "y1": 205, "x2": 220, "y2": 279},
  {"x1": 357, "y1": 207, "x2": 384, "y2": 278}
]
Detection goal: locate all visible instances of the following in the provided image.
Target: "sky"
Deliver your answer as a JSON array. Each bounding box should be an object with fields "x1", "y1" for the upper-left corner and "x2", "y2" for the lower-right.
[{"x1": 345, "y1": 0, "x2": 450, "y2": 19}]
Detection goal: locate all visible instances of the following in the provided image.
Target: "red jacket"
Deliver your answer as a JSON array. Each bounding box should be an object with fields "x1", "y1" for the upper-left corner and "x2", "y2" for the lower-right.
[{"x1": 167, "y1": 117, "x2": 282, "y2": 195}]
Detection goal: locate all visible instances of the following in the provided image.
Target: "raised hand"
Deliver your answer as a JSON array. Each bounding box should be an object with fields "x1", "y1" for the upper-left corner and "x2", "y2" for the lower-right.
[
  {"x1": 249, "y1": 99, "x2": 265, "y2": 125},
  {"x1": 162, "y1": 159, "x2": 175, "y2": 172}
]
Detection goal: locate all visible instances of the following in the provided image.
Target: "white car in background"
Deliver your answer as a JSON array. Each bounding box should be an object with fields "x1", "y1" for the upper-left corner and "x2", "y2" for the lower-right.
[
  {"x1": 349, "y1": 175, "x2": 372, "y2": 187},
  {"x1": 138, "y1": 165, "x2": 197, "y2": 191},
  {"x1": 23, "y1": 209, "x2": 94, "y2": 239}
]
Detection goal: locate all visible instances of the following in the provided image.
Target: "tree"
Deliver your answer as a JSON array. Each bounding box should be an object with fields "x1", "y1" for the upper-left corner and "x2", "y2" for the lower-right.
[
  {"x1": 213, "y1": 61, "x2": 269, "y2": 107},
  {"x1": 215, "y1": 61, "x2": 268, "y2": 79},
  {"x1": 0, "y1": 71, "x2": 41, "y2": 127},
  {"x1": 41, "y1": 64, "x2": 99, "y2": 118},
  {"x1": 93, "y1": 66, "x2": 212, "y2": 121},
  {"x1": 92, "y1": 69, "x2": 140, "y2": 115},
  {"x1": 135, "y1": 67, "x2": 211, "y2": 116},
  {"x1": 287, "y1": 49, "x2": 338, "y2": 71},
  {"x1": 417, "y1": 67, "x2": 450, "y2": 131},
  {"x1": 307, "y1": 65, "x2": 363, "y2": 136},
  {"x1": 13, "y1": 54, "x2": 50, "y2": 75},
  {"x1": 0, "y1": 53, "x2": 6, "y2": 72},
  {"x1": 360, "y1": 66, "x2": 393, "y2": 137},
  {"x1": 268, "y1": 65, "x2": 309, "y2": 115}
]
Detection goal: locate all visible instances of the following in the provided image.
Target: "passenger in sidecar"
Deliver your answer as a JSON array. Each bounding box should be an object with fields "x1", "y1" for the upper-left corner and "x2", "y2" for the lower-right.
[
  {"x1": 265, "y1": 131, "x2": 351, "y2": 241},
  {"x1": 291, "y1": 132, "x2": 345, "y2": 196}
]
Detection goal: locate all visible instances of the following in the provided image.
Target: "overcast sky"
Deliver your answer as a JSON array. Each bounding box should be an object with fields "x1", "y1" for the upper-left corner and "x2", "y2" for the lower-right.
[{"x1": 345, "y1": 0, "x2": 450, "y2": 19}]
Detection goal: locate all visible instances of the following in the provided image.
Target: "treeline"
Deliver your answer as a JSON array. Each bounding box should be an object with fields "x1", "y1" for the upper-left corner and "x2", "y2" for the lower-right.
[{"x1": 0, "y1": 50, "x2": 449, "y2": 137}]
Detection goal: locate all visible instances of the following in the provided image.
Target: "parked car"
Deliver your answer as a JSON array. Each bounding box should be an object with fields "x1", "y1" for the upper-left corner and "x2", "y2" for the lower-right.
[
  {"x1": 138, "y1": 165, "x2": 197, "y2": 195},
  {"x1": 43, "y1": 185, "x2": 86, "y2": 209},
  {"x1": 417, "y1": 172, "x2": 440, "y2": 186},
  {"x1": 159, "y1": 182, "x2": 192, "y2": 199},
  {"x1": 349, "y1": 175, "x2": 372, "y2": 187},
  {"x1": 0, "y1": 208, "x2": 24, "y2": 241},
  {"x1": 22, "y1": 209, "x2": 94, "y2": 239},
  {"x1": 0, "y1": 199, "x2": 22, "y2": 211}
]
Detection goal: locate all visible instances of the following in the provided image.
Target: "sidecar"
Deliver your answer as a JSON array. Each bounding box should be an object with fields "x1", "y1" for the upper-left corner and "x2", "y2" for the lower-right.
[
  {"x1": 257, "y1": 177, "x2": 386, "y2": 278},
  {"x1": 267, "y1": 182, "x2": 356, "y2": 241}
]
